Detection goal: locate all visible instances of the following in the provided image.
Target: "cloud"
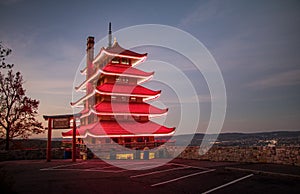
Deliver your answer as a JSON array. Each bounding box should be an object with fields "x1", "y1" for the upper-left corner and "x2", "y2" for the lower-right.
[
  {"x1": 178, "y1": 0, "x2": 227, "y2": 28},
  {"x1": 247, "y1": 69, "x2": 300, "y2": 89}
]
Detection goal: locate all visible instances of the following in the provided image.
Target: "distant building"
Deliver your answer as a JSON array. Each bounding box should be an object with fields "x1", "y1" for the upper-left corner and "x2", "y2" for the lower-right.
[{"x1": 62, "y1": 23, "x2": 175, "y2": 150}]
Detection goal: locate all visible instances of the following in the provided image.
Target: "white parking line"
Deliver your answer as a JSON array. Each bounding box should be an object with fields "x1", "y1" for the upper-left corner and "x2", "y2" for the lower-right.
[
  {"x1": 169, "y1": 163, "x2": 210, "y2": 170},
  {"x1": 202, "y1": 174, "x2": 254, "y2": 194},
  {"x1": 151, "y1": 169, "x2": 216, "y2": 187},
  {"x1": 131, "y1": 166, "x2": 191, "y2": 178},
  {"x1": 110, "y1": 162, "x2": 164, "y2": 170}
]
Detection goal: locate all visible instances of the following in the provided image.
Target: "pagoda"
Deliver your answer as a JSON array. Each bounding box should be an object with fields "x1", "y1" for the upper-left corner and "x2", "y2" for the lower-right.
[{"x1": 62, "y1": 23, "x2": 175, "y2": 150}]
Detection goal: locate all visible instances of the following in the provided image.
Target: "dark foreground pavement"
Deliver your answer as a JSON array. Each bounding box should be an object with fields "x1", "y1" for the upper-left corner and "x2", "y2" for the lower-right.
[{"x1": 1, "y1": 159, "x2": 300, "y2": 194}]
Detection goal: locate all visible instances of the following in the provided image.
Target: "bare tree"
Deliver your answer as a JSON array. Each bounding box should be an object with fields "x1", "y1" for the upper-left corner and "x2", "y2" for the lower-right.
[
  {"x1": 0, "y1": 42, "x2": 14, "y2": 69},
  {"x1": 0, "y1": 70, "x2": 44, "y2": 150}
]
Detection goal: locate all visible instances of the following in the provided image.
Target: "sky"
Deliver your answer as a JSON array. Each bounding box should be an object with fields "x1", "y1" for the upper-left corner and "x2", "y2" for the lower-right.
[{"x1": 0, "y1": 0, "x2": 300, "y2": 138}]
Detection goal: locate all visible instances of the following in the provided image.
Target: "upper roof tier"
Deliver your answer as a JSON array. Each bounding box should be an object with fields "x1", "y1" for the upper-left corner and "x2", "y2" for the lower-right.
[
  {"x1": 93, "y1": 41, "x2": 147, "y2": 66},
  {"x1": 71, "y1": 83, "x2": 161, "y2": 107},
  {"x1": 76, "y1": 64, "x2": 153, "y2": 92},
  {"x1": 105, "y1": 42, "x2": 147, "y2": 58},
  {"x1": 103, "y1": 64, "x2": 154, "y2": 77}
]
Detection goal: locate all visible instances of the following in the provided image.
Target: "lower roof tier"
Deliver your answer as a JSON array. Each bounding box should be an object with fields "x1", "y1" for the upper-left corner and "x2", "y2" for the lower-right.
[{"x1": 62, "y1": 120, "x2": 175, "y2": 138}]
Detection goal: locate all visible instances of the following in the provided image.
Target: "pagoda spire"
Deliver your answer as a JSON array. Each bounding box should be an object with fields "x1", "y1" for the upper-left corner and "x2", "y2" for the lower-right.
[{"x1": 108, "y1": 22, "x2": 112, "y2": 48}]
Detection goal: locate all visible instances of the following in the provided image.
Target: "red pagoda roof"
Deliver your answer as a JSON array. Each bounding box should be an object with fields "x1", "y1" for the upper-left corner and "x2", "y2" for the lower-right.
[
  {"x1": 96, "y1": 83, "x2": 161, "y2": 98},
  {"x1": 61, "y1": 126, "x2": 87, "y2": 138},
  {"x1": 104, "y1": 42, "x2": 147, "y2": 58},
  {"x1": 72, "y1": 83, "x2": 161, "y2": 107},
  {"x1": 75, "y1": 66, "x2": 153, "y2": 92},
  {"x1": 62, "y1": 120, "x2": 175, "y2": 138},
  {"x1": 92, "y1": 101, "x2": 167, "y2": 116},
  {"x1": 93, "y1": 41, "x2": 147, "y2": 66},
  {"x1": 103, "y1": 64, "x2": 154, "y2": 77}
]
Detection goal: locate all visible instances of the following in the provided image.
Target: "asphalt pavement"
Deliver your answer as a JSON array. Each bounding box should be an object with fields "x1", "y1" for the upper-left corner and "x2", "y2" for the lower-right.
[{"x1": 1, "y1": 159, "x2": 299, "y2": 194}]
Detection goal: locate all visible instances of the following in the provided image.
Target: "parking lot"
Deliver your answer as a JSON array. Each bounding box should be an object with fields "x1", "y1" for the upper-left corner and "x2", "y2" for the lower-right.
[{"x1": 1, "y1": 159, "x2": 300, "y2": 193}]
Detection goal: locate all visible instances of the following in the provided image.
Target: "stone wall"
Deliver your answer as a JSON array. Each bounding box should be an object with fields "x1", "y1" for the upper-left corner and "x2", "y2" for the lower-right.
[
  {"x1": 174, "y1": 146, "x2": 300, "y2": 166},
  {"x1": 1, "y1": 146, "x2": 299, "y2": 166}
]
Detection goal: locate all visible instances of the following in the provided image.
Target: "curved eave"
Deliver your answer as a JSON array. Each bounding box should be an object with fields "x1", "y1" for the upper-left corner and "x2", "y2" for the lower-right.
[
  {"x1": 80, "y1": 107, "x2": 168, "y2": 119},
  {"x1": 62, "y1": 122, "x2": 98, "y2": 138},
  {"x1": 75, "y1": 69, "x2": 153, "y2": 92},
  {"x1": 63, "y1": 130, "x2": 175, "y2": 138},
  {"x1": 75, "y1": 70, "x2": 100, "y2": 92},
  {"x1": 62, "y1": 129, "x2": 86, "y2": 138},
  {"x1": 70, "y1": 90, "x2": 95, "y2": 107},
  {"x1": 86, "y1": 129, "x2": 175, "y2": 138},
  {"x1": 95, "y1": 88, "x2": 161, "y2": 101},
  {"x1": 80, "y1": 67, "x2": 87, "y2": 75},
  {"x1": 63, "y1": 121, "x2": 175, "y2": 138}
]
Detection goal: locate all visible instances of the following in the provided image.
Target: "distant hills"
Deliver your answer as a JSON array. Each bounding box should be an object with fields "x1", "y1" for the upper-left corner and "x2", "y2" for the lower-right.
[
  {"x1": 174, "y1": 131, "x2": 300, "y2": 146},
  {"x1": 4, "y1": 131, "x2": 299, "y2": 149}
]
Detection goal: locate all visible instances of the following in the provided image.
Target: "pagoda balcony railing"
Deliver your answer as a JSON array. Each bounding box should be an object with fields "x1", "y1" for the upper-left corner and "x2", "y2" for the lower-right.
[{"x1": 85, "y1": 141, "x2": 174, "y2": 150}]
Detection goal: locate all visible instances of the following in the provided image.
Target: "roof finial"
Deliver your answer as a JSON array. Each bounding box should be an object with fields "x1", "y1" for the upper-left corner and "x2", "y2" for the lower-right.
[{"x1": 108, "y1": 22, "x2": 112, "y2": 48}]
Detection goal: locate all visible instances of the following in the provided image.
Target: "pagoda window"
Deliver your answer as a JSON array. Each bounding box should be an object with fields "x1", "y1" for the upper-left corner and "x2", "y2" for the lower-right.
[
  {"x1": 116, "y1": 115, "x2": 129, "y2": 121},
  {"x1": 130, "y1": 97, "x2": 136, "y2": 102},
  {"x1": 121, "y1": 96, "x2": 128, "y2": 102},
  {"x1": 116, "y1": 77, "x2": 129, "y2": 84},
  {"x1": 111, "y1": 96, "x2": 117, "y2": 101},
  {"x1": 121, "y1": 58, "x2": 130, "y2": 65},
  {"x1": 111, "y1": 57, "x2": 120, "y2": 64},
  {"x1": 122, "y1": 77, "x2": 129, "y2": 83}
]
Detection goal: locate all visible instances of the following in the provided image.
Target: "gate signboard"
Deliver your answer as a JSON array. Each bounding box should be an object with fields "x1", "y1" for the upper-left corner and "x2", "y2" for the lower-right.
[{"x1": 52, "y1": 118, "x2": 70, "y2": 129}]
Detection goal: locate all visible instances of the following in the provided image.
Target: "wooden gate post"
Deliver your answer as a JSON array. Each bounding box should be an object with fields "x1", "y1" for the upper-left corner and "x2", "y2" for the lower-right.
[
  {"x1": 72, "y1": 118, "x2": 76, "y2": 162},
  {"x1": 46, "y1": 118, "x2": 52, "y2": 162}
]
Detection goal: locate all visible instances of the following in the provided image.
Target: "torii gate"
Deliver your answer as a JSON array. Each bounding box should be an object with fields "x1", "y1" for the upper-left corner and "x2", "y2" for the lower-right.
[{"x1": 43, "y1": 114, "x2": 80, "y2": 162}]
